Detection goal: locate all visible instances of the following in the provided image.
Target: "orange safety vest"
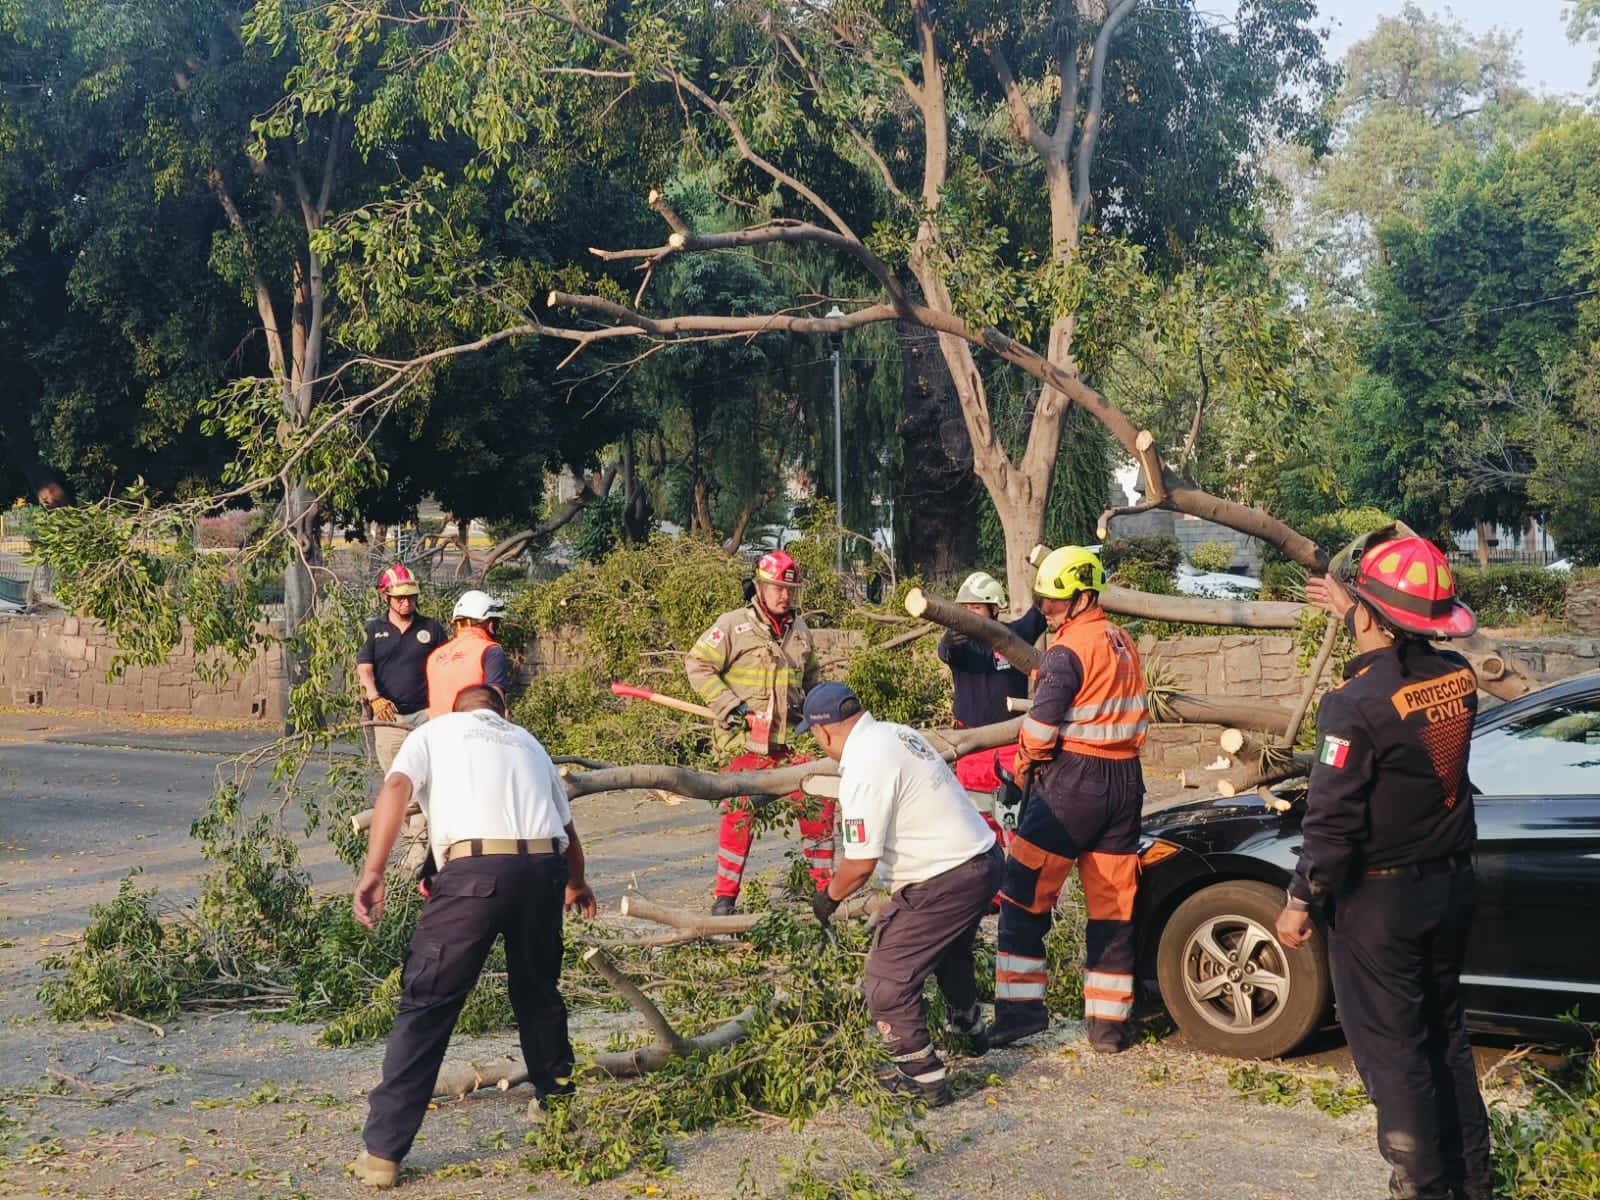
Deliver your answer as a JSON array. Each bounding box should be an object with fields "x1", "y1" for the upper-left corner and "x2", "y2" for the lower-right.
[
  {"x1": 426, "y1": 625, "x2": 496, "y2": 719},
  {"x1": 1021, "y1": 608, "x2": 1147, "y2": 761}
]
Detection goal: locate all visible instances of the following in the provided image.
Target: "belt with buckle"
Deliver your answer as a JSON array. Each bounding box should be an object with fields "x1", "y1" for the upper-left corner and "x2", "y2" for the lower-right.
[
  {"x1": 1365, "y1": 852, "x2": 1472, "y2": 879},
  {"x1": 442, "y1": 837, "x2": 562, "y2": 863}
]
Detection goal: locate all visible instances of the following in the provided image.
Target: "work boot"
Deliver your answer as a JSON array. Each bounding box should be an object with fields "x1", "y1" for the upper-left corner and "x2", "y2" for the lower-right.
[
  {"x1": 947, "y1": 1006, "x2": 990, "y2": 1056},
  {"x1": 710, "y1": 896, "x2": 736, "y2": 917},
  {"x1": 351, "y1": 1150, "x2": 399, "y2": 1189},
  {"x1": 988, "y1": 1004, "x2": 1050, "y2": 1049},
  {"x1": 527, "y1": 1078, "x2": 576, "y2": 1121},
  {"x1": 879, "y1": 1067, "x2": 951, "y2": 1108}
]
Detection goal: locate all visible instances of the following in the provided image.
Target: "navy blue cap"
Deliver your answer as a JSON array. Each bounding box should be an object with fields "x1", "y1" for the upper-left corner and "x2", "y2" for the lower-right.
[{"x1": 795, "y1": 682, "x2": 863, "y2": 733}]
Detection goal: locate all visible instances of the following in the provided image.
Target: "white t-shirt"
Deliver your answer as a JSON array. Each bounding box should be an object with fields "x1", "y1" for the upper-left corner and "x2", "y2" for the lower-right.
[
  {"x1": 836, "y1": 712, "x2": 996, "y2": 890},
  {"x1": 389, "y1": 710, "x2": 573, "y2": 866}
]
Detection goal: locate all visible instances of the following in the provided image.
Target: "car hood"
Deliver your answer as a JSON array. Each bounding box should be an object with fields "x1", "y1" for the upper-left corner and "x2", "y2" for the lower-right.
[{"x1": 1141, "y1": 788, "x2": 1307, "y2": 858}]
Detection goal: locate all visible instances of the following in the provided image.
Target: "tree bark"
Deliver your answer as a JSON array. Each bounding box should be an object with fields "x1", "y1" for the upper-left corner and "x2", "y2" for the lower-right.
[
  {"x1": 562, "y1": 721, "x2": 1022, "y2": 800},
  {"x1": 897, "y1": 294, "x2": 980, "y2": 580}
]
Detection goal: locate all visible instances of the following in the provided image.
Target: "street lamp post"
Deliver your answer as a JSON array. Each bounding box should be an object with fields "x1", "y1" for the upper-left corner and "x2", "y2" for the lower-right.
[{"x1": 826, "y1": 305, "x2": 844, "y2": 574}]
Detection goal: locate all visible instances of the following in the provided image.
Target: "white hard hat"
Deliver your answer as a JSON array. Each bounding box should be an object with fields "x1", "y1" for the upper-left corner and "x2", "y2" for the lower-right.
[
  {"x1": 452, "y1": 590, "x2": 506, "y2": 621},
  {"x1": 955, "y1": 571, "x2": 1006, "y2": 607}
]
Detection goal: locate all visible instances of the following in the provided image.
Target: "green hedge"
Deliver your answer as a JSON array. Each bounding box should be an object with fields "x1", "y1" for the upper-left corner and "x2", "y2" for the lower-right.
[
  {"x1": 1100, "y1": 534, "x2": 1180, "y2": 594},
  {"x1": 1452, "y1": 565, "x2": 1568, "y2": 628}
]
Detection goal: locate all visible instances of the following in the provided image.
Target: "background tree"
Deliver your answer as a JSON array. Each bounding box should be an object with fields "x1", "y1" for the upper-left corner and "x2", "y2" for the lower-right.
[
  {"x1": 273, "y1": 0, "x2": 1339, "y2": 606},
  {"x1": 1337, "y1": 115, "x2": 1600, "y2": 554}
]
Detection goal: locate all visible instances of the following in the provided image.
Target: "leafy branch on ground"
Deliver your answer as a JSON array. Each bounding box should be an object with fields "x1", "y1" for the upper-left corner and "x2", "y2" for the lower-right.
[
  {"x1": 1491, "y1": 1029, "x2": 1600, "y2": 1199},
  {"x1": 1225, "y1": 1062, "x2": 1370, "y2": 1119}
]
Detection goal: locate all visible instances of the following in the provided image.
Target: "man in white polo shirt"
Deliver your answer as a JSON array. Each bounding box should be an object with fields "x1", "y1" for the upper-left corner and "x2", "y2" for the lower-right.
[
  {"x1": 802, "y1": 682, "x2": 1002, "y2": 1107},
  {"x1": 350, "y1": 685, "x2": 597, "y2": 1189}
]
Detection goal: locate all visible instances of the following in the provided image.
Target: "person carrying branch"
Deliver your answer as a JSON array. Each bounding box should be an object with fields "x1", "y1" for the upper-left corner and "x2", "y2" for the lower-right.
[
  {"x1": 350, "y1": 685, "x2": 596, "y2": 1189},
  {"x1": 938, "y1": 570, "x2": 1047, "y2": 835},
  {"x1": 803, "y1": 683, "x2": 1001, "y2": 1106},
  {"x1": 990, "y1": 546, "x2": 1148, "y2": 1052},
  {"x1": 684, "y1": 549, "x2": 827, "y2": 915},
  {"x1": 1276, "y1": 535, "x2": 1489, "y2": 1200},
  {"x1": 357, "y1": 563, "x2": 447, "y2": 774},
  {"x1": 426, "y1": 589, "x2": 511, "y2": 717}
]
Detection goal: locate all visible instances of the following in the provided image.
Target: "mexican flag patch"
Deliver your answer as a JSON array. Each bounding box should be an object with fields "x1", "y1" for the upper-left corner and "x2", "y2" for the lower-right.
[
  {"x1": 1318, "y1": 735, "x2": 1351, "y2": 769},
  {"x1": 844, "y1": 818, "x2": 867, "y2": 845}
]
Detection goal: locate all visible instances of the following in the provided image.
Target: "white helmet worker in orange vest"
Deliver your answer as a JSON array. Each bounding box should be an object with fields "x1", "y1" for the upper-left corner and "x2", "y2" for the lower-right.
[{"x1": 426, "y1": 590, "x2": 512, "y2": 719}]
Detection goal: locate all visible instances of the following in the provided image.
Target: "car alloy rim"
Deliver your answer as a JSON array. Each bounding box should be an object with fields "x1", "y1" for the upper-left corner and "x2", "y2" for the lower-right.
[{"x1": 1179, "y1": 913, "x2": 1292, "y2": 1033}]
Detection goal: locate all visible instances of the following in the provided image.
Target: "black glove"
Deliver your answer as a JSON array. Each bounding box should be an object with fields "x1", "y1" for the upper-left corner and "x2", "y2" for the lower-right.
[
  {"x1": 727, "y1": 702, "x2": 751, "y2": 728},
  {"x1": 993, "y1": 753, "x2": 1027, "y2": 834},
  {"x1": 811, "y1": 886, "x2": 841, "y2": 925}
]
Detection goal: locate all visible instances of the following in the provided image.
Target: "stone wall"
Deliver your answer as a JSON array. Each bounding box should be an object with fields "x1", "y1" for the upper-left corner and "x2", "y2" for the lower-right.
[
  {"x1": 1135, "y1": 633, "x2": 1302, "y2": 775},
  {"x1": 10, "y1": 605, "x2": 1595, "y2": 752},
  {"x1": 0, "y1": 614, "x2": 285, "y2": 721}
]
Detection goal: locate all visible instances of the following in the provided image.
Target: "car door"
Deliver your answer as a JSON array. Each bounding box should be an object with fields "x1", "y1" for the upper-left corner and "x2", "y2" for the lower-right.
[{"x1": 1465, "y1": 683, "x2": 1600, "y2": 1026}]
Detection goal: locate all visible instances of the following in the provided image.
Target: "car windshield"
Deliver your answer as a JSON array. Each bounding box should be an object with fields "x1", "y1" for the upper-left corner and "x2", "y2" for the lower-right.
[{"x1": 1472, "y1": 695, "x2": 1600, "y2": 796}]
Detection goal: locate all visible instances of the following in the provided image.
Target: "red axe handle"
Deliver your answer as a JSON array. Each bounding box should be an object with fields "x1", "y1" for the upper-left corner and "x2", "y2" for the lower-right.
[{"x1": 609, "y1": 681, "x2": 717, "y2": 721}]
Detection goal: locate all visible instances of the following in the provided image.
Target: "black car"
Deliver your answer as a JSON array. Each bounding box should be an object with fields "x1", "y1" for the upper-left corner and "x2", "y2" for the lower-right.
[{"x1": 1135, "y1": 670, "x2": 1600, "y2": 1059}]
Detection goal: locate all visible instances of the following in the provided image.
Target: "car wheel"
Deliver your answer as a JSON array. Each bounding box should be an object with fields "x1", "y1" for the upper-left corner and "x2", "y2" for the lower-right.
[{"x1": 1155, "y1": 880, "x2": 1330, "y2": 1059}]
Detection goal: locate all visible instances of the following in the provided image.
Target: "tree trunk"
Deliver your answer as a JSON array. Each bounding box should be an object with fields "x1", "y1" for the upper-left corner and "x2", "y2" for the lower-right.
[{"x1": 897, "y1": 303, "x2": 980, "y2": 581}]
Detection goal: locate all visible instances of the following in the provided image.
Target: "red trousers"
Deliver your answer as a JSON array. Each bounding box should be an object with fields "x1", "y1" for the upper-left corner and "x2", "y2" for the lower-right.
[
  {"x1": 954, "y1": 744, "x2": 1020, "y2": 847},
  {"x1": 713, "y1": 748, "x2": 834, "y2": 899}
]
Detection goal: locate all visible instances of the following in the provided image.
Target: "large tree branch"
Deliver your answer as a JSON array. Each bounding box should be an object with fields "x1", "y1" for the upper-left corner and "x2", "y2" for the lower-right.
[
  {"x1": 562, "y1": 721, "x2": 1022, "y2": 800},
  {"x1": 587, "y1": 214, "x2": 904, "y2": 303},
  {"x1": 987, "y1": 44, "x2": 1053, "y2": 159},
  {"x1": 551, "y1": 0, "x2": 894, "y2": 300},
  {"x1": 544, "y1": 288, "x2": 1322, "y2": 566},
  {"x1": 1075, "y1": 0, "x2": 1141, "y2": 224},
  {"x1": 477, "y1": 464, "x2": 618, "y2": 579},
  {"x1": 206, "y1": 166, "x2": 286, "y2": 381},
  {"x1": 904, "y1": 588, "x2": 1297, "y2": 732}
]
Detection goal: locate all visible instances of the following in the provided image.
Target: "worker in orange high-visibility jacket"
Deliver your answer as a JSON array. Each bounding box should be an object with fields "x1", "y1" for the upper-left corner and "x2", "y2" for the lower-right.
[
  {"x1": 684, "y1": 549, "x2": 826, "y2": 916},
  {"x1": 990, "y1": 545, "x2": 1147, "y2": 1053},
  {"x1": 427, "y1": 591, "x2": 512, "y2": 719}
]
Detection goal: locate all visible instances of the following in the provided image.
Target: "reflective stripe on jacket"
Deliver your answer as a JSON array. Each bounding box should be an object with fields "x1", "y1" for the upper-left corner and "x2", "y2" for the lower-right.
[
  {"x1": 426, "y1": 626, "x2": 496, "y2": 719},
  {"x1": 684, "y1": 604, "x2": 819, "y2": 754},
  {"x1": 1018, "y1": 607, "x2": 1147, "y2": 762}
]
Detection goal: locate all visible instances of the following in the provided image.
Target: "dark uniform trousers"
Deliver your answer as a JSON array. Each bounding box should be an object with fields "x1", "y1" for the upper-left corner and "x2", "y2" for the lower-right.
[
  {"x1": 997, "y1": 754, "x2": 1141, "y2": 1049},
  {"x1": 364, "y1": 852, "x2": 572, "y2": 1163},
  {"x1": 865, "y1": 845, "x2": 1004, "y2": 1071},
  {"x1": 1328, "y1": 862, "x2": 1491, "y2": 1200}
]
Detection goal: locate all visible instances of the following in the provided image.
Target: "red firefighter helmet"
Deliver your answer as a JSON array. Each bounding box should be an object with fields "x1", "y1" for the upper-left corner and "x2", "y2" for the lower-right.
[
  {"x1": 754, "y1": 549, "x2": 802, "y2": 588},
  {"x1": 1352, "y1": 536, "x2": 1476, "y2": 639},
  {"x1": 376, "y1": 563, "x2": 420, "y2": 597}
]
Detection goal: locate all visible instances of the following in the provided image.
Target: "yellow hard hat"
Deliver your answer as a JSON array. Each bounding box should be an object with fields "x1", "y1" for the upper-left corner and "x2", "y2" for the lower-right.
[{"x1": 1033, "y1": 546, "x2": 1105, "y2": 600}]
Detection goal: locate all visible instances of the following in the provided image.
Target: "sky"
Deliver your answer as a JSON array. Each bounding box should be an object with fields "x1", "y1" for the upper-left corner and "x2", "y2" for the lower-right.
[{"x1": 1312, "y1": 0, "x2": 1596, "y2": 97}]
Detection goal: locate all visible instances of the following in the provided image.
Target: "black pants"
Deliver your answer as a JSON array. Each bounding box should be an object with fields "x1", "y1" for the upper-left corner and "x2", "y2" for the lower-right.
[
  {"x1": 364, "y1": 852, "x2": 572, "y2": 1162},
  {"x1": 997, "y1": 754, "x2": 1142, "y2": 1048},
  {"x1": 1327, "y1": 865, "x2": 1491, "y2": 1200},
  {"x1": 865, "y1": 845, "x2": 1004, "y2": 1070}
]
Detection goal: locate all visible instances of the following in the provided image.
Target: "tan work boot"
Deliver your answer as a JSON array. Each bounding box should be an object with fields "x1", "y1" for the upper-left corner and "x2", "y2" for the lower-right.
[{"x1": 352, "y1": 1150, "x2": 399, "y2": 1188}]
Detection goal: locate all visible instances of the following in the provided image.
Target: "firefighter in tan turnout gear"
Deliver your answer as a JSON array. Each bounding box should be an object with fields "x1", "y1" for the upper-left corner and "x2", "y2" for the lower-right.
[
  {"x1": 991, "y1": 545, "x2": 1148, "y2": 1052},
  {"x1": 684, "y1": 549, "x2": 829, "y2": 915}
]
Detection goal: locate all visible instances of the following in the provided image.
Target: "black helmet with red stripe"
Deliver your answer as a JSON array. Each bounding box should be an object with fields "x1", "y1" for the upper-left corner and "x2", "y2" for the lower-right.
[{"x1": 1351, "y1": 535, "x2": 1476, "y2": 639}]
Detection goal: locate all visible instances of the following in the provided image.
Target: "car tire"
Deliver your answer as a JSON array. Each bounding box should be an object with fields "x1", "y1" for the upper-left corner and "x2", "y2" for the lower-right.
[{"x1": 1155, "y1": 880, "x2": 1330, "y2": 1059}]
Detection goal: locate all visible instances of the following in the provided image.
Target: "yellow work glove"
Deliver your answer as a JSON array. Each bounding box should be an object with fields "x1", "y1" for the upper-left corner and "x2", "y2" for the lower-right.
[{"x1": 370, "y1": 696, "x2": 400, "y2": 723}]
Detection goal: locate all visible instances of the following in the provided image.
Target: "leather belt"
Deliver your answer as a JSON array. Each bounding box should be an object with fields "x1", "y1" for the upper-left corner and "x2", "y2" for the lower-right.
[
  {"x1": 1365, "y1": 852, "x2": 1472, "y2": 879},
  {"x1": 442, "y1": 837, "x2": 562, "y2": 863}
]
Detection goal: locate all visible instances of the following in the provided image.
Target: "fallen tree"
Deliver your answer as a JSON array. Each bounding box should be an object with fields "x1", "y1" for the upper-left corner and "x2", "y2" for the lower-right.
[{"x1": 903, "y1": 585, "x2": 1541, "y2": 704}]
